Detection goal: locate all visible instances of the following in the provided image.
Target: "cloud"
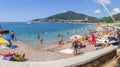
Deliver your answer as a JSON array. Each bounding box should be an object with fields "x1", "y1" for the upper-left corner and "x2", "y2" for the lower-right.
[
  {"x1": 111, "y1": 8, "x2": 120, "y2": 15},
  {"x1": 94, "y1": 9, "x2": 101, "y2": 14},
  {"x1": 94, "y1": 0, "x2": 111, "y2": 5},
  {"x1": 100, "y1": 0, "x2": 111, "y2": 4}
]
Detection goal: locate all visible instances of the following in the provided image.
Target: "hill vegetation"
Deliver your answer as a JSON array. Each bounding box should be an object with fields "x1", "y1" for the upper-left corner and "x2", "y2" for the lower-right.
[
  {"x1": 32, "y1": 11, "x2": 120, "y2": 23},
  {"x1": 101, "y1": 13, "x2": 120, "y2": 22},
  {"x1": 32, "y1": 11, "x2": 98, "y2": 22}
]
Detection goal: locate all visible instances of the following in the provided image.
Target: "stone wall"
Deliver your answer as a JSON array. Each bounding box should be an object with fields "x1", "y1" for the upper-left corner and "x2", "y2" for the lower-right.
[{"x1": 76, "y1": 49, "x2": 116, "y2": 67}]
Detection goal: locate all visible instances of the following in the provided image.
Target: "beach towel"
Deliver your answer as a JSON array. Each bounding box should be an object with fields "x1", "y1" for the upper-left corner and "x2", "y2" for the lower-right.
[
  {"x1": 0, "y1": 56, "x2": 4, "y2": 60},
  {"x1": 0, "y1": 45, "x2": 7, "y2": 48},
  {"x1": 59, "y1": 49, "x2": 73, "y2": 54},
  {"x1": 9, "y1": 45, "x2": 18, "y2": 49},
  {"x1": 3, "y1": 56, "x2": 12, "y2": 61}
]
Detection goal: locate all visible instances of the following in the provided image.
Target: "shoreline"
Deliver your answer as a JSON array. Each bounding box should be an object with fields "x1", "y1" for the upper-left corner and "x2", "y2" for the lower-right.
[{"x1": 0, "y1": 22, "x2": 113, "y2": 62}]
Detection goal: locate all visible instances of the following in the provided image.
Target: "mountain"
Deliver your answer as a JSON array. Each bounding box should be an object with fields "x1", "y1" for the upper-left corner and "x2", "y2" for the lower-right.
[
  {"x1": 32, "y1": 11, "x2": 98, "y2": 22},
  {"x1": 101, "y1": 13, "x2": 120, "y2": 22}
]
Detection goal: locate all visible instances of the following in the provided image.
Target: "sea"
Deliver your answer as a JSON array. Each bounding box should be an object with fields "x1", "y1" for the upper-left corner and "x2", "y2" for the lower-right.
[{"x1": 0, "y1": 22, "x2": 93, "y2": 47}]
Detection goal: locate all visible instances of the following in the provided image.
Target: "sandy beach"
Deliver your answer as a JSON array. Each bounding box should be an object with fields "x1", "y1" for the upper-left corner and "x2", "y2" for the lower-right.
[
  {"x1": 0, "y1": 40, "x2": 97, "y2": 62},
  {"x1": 0, "y1": 41, "x2": 71, "y2": 61}
]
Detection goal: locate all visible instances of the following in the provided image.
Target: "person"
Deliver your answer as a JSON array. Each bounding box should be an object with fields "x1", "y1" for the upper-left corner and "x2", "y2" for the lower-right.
[
  {"x1": 58, "y1": 38, "x2": 64, "y2": 45},
  {"x1": 14, "y1": 37, "x2": 17, "y2": 41},
  {"x1": 0, "y1": 51, "x2": 25, "y2": 61},
  {"x1": 101, "y1": 41, "x2": 109, "y2": 48},
  {"x1": 0, "y1": 29, "x2": 3, "y2": 37},
  {"x1": 58, "y1": 33, "x2": 61, "y2": 37},
  {"x1": 37, "y1": 34, "x2": 40, "y2": 40},
  {"x1": 115, "y1": 28, "x2": 120, "y2": 39},
  {"x1": 11, "y1": 52, "x2": 25, "y2": 61},
  {"x1": 66, "y1": 32, "x2": 69, "y2": 34},
  {"x1": 40, "y1": 38, "x2": 43, "y2": 45},
  {"x1": 77, "y1": 41, "x2": 82, "y2": 49},
  {"x1": 90, "y1": 32, "x2": 96, "y2": 44},
  {"x1": 0, "y1": 51, "x2": 14, "y2": 56},
  {"x1": 10, "y1": 31, "x2": 15, "y2": 41},
  {"x1": 72, "y1": 36, "x2": 78, "y2": 55},
  {"x1": 108, "y1": 33, "x2": 117, "y2": 42}
]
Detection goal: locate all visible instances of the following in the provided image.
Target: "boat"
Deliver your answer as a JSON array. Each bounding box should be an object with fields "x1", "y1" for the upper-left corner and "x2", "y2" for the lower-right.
[{"x1": 26, "y1": 21, "x2": 32, "y2": 24}]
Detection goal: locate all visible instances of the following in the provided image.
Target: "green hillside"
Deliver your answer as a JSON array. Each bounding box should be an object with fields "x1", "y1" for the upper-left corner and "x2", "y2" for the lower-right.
[
  {"x1": 32, "y1": 11, "x2": 98, "y2": 22},
  {"x1": 101, "y1": 13, "x2": 120, "y2": 22},
  {"x1": 47, "y1": 11, "x2": 97, "y2": 21}
]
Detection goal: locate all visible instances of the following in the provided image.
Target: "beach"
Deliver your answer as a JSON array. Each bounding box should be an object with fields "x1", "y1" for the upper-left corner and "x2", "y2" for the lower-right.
[
  {"x1": 0, "y1": 40, "x2": 96, "y2": 61},
  {"x1": 0, "y1": 22, "x2": 120, "y2": 67},
  {"x1": 0, "y1": 23, "x2": 100, "y2": 61}
]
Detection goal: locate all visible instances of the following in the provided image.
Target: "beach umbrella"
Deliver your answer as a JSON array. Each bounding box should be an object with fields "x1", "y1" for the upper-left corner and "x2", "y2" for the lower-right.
[
  {"x1": 0, "y1": 37, "x2": 10, "y2": 45},
  {"x1": 70, "y1": 35, "x2": 83, "y2": 41},
  {"x1": 3, "y1": 35, "x2": 12, "y2": 41}
]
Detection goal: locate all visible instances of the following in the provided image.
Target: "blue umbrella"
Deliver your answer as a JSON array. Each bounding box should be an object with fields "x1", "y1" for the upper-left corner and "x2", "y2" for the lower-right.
[{"x1": 3, "y1": 35, "x2": 12, "y2": 45}]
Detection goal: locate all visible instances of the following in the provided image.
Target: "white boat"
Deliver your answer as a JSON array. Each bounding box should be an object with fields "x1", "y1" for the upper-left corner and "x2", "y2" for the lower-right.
[{"x1": 26, "y1": 21, "x2": 32, "y2": 24}]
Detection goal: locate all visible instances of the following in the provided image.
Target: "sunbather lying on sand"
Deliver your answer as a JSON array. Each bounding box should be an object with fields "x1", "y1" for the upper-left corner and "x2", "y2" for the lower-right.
[
  {"x1": 0, "y1": 52, "x2": 14, "y2": 56},
  {"x1": 0, "y1": 51, "x2": 25, "y2": 61},
  {"x1": 101, "y1": 41, "x2": 109, "y2": 48},
  {"x1": 11, "y1": 52, "x2": 25, "y2": 61}
]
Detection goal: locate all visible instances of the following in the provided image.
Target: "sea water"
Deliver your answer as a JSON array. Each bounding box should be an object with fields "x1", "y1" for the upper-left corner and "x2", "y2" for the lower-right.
[{"x1": 0, "y1": 22, "x2": 93, "y2": 47}]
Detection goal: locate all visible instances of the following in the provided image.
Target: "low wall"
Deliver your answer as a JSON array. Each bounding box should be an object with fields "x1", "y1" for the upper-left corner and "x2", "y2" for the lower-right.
[
  {"x1": 77, "y1": 47, "x2": 116, "y2": 67},
  {"x1": 0, "y1": 45, "x2": 118, "y2": 67}
]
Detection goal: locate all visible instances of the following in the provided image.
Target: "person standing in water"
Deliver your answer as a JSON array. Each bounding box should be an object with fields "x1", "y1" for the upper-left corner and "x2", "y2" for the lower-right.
[
  {"x1": 38, "y1": 38, "x2": 43, "y2": 48},
  {"x1": 37, "y1": 34, "x2": 43, "y2": 48},
  {"x1": 40, "y1": 38, "x2": 43, "y2": 45},
  {"x1": 37, "y1": 33, "x2": 40, "y2": 40},
  {"x1": 10, "y1": 31, "x2": 15, "y2": 41}
]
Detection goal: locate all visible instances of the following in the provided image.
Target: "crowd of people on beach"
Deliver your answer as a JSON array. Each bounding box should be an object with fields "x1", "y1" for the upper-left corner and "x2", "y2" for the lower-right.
[
  {"x1": 0, "y1": 29, "x2": 25, "y2": 61},
  {"x1": 0, "y1": 23, "x2": 120, "y2": 61},
  {"x1": 71, "y1": 23, "x2": 120, "y2": 55}
]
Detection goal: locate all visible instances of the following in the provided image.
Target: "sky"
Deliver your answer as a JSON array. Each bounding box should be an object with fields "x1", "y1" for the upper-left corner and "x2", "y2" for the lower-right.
[{"x1": 0, "y1": 0, "x2": 120, "y2": 22}]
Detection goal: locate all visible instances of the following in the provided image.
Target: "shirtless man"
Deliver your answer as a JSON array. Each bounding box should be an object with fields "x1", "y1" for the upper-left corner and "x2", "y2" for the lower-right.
[{"x1": 72, "y1": 36, "x2": 78, "y2": 55}]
